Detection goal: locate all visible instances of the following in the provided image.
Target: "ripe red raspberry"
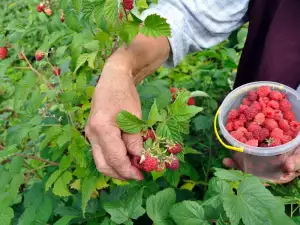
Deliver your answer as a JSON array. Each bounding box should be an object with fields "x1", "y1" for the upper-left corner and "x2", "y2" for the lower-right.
[
  {"x1": 35, "y1": 50, "x2": 44, "y2": 61},
  {"x1": 0, "y1": 47, "x2": 8, "y2": 60},
  {"x1": 244, "y1": 106, "x2": 258, "y2": 121},
  {"x1": 123, "y1": 0, "x2": 134, "y2": 10},
  {"x1": 188, "y1": 97, "x2": 195, "y2": 105},
  {"x1": 254, "y1": 113, "x2": 265, "y2": 125},
  {"x1": 270, "y1": 128, "x2": 284, "y2": 139},
  {"x1": 238, "y1": 105, "x2": 249, "y2": 114},
  {"x1": 263, "y1": 119, "x2": 278, "y2": 131},
  {"x1": 233, "y1": 120, "x2": 244, "y2": 130},
  {"x1": 52, "y1": 67, "x2": 61, "y2": 76},
  {"x1": 278, "y1": 119, "x2": 290, "y2": 132},
  {"x1": 252, "y1": 128, "x2": 269, "y2": 142},
  {"x1": 239, "y1": 114, "x2": 247, "y2": 124},
  {"x1": 267, "y1": 100, "x2": 279, "y2": 109},
  {"x1": 263, "y1": 107, "x2": 275, "y2": 119},
  {"x1": 143, "y1": 129, "x2": 155, "y2": 142},
  {"x1": 242, "y1": 98, "x2": 252, "y2": 106},
  {"x1": 131, "y1": 156, "x2": 143, "y2": 170},
  {"x1": 251, "y1": 101, "x2": 262, "y2": 111},
  {"x1": 281, "y1": 92, "x2": 287, "y2": 99},
  {"x1": 167, "y1": 143, "x2": 182, "y2": 154},
  {"x1": 267, "y1": 138, "x2": 281, "y2": 147},
  {"x1": 166, "y1": 157, "x2": 179, "y2": 171},
  {"x1": 279, "y1": 99, "x2": 292, "y2": 112},
  {"x1": 247, "y1": 90, "x2": 258, "y2": 101},
  {"x1": 283, "y1": 111, "x2": 295, "y2": 121},
  {"x1": 244, "y1": 131, "x2": 253, "y2": 140},
  {"x1": 226, "y1": 122, "x2": 234, "y2": 132},
  {"x1": 281, "y1": 135, "x2": 292, "y2": 144},
  {"x1": 245, "y1": 139, "x2": 259, "y2": 147},
  {"x1": 230, "y1": 130, "x2": 244, "y2": 141},
  {"x1": 269, "y1": 90, "x2": 283, "y2": 101},
  {"x1": 257, "y1": 86, "x2": 271, "y2": 97},
  {"x1": 236, "y1": 127, "x2": 248, "y2": 134},
  {"x1": 228, "y1": 109, "x2": 239, "y2": 121},
  {"x1": 44, "y1": 8, "x2": 52, "y2": 16},
  {"x1": 285, "y1": 129, "x2": 297, "y2": 139},
  {"x1": 37, "y1": 3, "x2": 45, "y2": 12},
  {"x1": 290, "y1": 121, "x2": 300, "y2": 133},
  {"x1": 240, "y1": 137, "x2": 247, "y2": 143},
  {"x1": 273, "y1": 109, "x2": 283, "y2": 121},
  {"x1": 247, "y1": 122, "x2": 261, "y2": 132},
  {"x1": 170, "y1": 87, "x2": 177, "y2": 100},
  {"x1": 141, "y1": 156, "x2": 158, "y2": 172}
]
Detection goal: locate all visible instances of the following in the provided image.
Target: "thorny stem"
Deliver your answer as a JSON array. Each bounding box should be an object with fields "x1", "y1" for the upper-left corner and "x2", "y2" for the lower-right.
[
  {"x1": 26, "y1": 164, "x2": 54, "y2": 174},
  {"x1": 15, "y1": 153, "x2": 60, "y2": 166},
  {"x1": 20, "y1": 52, "x2": 52, "y2": 89}
]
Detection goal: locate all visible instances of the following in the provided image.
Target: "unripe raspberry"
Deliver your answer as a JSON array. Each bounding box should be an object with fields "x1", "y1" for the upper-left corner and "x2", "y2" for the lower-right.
[
  {"x1": 52, "y1": 67, "x2": 61, "y2": 76},
  {"x1": 44, "y1": 8, "x2": 52, "y2": 16},
  {"x1": 35, "y1": 50, "x2": 44, "y2": 61}
]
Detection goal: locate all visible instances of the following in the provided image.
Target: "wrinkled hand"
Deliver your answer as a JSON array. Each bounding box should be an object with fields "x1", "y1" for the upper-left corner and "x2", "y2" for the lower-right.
[
  {"x1": 85, "y1": 63, "x2": 143, "y2": 180},
  {"x1": 223, "y1": 145, "x2": 300, "y2": 184}
]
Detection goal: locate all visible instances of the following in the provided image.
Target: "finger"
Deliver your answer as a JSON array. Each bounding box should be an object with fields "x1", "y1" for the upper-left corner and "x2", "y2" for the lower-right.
[
  {"x1": 91, "y1": 143, "x2": 124, "y2": 180},
  {"x1": 284, "y1": 156, "x2": 300, "y2": 173},
  {"x1": 274, "y1": 171, "x2": 300, "y2": 184},
  {"x1": 99, "y1": 126, "x2": 143, "y2": 180},
  {"x1": 122, "y1": 133, "x2": 143, "y2": 156},
  {"x1": 222, "y1": 158, "x2": 238, "y2": 169}
]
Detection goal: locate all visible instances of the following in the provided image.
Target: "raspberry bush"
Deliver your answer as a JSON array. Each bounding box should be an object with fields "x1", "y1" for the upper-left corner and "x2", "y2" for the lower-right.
[{"x1": 0, "y1": 0, "x2": 299, "y2": 224}]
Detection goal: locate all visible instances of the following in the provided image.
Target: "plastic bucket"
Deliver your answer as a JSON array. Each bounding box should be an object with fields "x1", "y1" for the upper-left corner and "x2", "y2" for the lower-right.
[{"x1": 214, "y1": 81, "x2": 300, "y2": 180}]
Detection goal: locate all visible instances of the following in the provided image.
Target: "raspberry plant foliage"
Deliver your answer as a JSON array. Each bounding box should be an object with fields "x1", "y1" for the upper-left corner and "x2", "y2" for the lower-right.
[{"x1": 0, "y1": 0, "x2": 299, "y2": 224}]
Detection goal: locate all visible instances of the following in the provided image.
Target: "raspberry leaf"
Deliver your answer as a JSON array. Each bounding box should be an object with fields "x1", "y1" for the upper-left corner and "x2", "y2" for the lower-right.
[
  {"x1": 213, "y1": 168, "x2": 245, "y2": 182},
  {"x1": 81, "y1": 175, "x2": 99, "y2": 215},
  {"x1": 140, "y1": 14, "x2": 171, "y2": 38},
  {"x1": 169, "y1": 201, "x2": 208, "y2": 225},
  {"x1": 117, "y1": 110, "x2": 146, "y2": 133},
  {"x1": 103, "y1": 0, "x2": 118, "y2": 24},
  {"x1": 146, "y1": 188, "x2": 176, "y2": 224},
  {"x1": 0, "y1": 207, "x2": 14, "y2": 225},
  {"x1": 53, "y1": 216, "x2": 77, "y2": 225},
  {"x1": 147, "y1": 99, "x2": 163, "y2": 126}
]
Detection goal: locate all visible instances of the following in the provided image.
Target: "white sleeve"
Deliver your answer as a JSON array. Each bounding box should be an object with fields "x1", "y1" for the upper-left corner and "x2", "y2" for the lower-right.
[{"x1": 140, "y1": 0, "x2": 249, "y2": 67}]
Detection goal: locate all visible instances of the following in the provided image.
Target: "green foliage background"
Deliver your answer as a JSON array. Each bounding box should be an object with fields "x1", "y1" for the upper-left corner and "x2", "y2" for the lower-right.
[{"x1": 1, "y1": 0, "x2": 300, "y2": 225}]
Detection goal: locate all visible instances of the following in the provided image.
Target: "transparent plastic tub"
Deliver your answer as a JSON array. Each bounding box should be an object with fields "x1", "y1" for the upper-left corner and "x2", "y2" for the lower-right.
[{"x1": 217, "y1": 81, "x2": 300, "y2": 180}]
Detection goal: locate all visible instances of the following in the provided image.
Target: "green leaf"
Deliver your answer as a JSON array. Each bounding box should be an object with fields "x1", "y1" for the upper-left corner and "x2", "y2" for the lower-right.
[
  {"x1": 136, "y1": 0, "x2": 148, "y2": 8},
  {"x1": 53, "y1": 171, "x2": 73, "y2": 197},
  {"x1": 103, "y1": 205, "x2": 128, "y2": 224},
  {"x1": 171, "y1": 105, "x2": 203, "y2": 121},
  {"x1": 190, "y1": 91, "x2": 209, "y2": 98},
  {"x1": 119, "y1": 22, "x2": 140, "y2": 44},
  {"x1": 81, "y1": 175, "x2": 98, "y2": 215},
  {"x1": 74, "y1": 53, "x2": 89, "y2": 73},
  {"x1": 103, "y1": 0, "x2": 118, "y2": 24},
  {"x1": 59, "y1": 155, "x2": 72, "y2": 171},
  {"x1": 84, "y1": 40, "x2": 100, "y2": 51},
  {"x1": 182, "y1": 147, "x2": 200, "y2": 155},
  {"x1": 117, "y1": 110, "x2": 146, "y2": 133},
  {"x1": 101, "y1": 217, "x2": 117, "y2": 225},
  {"x1": 40, "y1": 126, "x2": 62, "y2": 149},
  {"x1": 213, "y1": 168, "x2": 245, "y2": 181},
  {"x1": 146, "y1": 188, "x2": 176, "y2": 224},
  {"x1": 87, "y1": 51, "x2": 98, "y2": 69},
  {"x1": 156, "y1": 119, "x2": 183, "y2": 143},
  {"x1": 72, "y1": 0, "x2": 82, "y2": 13},
  {"x1": 140, "y1": 14, "x2": 171, "y2": 38},
  {"x1": 223, "y1": 176, "x2": 291, "y2": 225},
  {"x1": 170, "y1": 201, "x2": 208, "y2": 225},
  {"x1": 165, "y1": 169, "x2": 181, "y2": 187},
  {"x1": 65, "y1": 9, "x2": 82, "y2": 32},
  {"x1": 147, "y1": 100, "x2": 163, "y2": 126},
  {"x1": 0, "y1": 207, "x2": 14, "y2": 225},
  {"x1": 0, "y1": 145, "x2": 19, "y2": 163},
  {"x1": 57, "y1": 125, "x2": 73, "y2": 148},
  {"x1": 45, "y1": 170, "x2": 64, "y2": 192},
  {"x1": 54, "y1": 216, "x2": 76, "y2": 225}
]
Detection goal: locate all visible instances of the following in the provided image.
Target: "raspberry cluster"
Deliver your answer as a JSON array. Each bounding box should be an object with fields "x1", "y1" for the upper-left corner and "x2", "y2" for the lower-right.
[
  {"x1": 36, "y1": 2, "x2": 52, "y2": 16},
  {"x1": 131, "y1": 129, "x2": 182, "y2": 172},
  {"x1": 226, "y1": 86, "x2": 300, "y2": 147}
]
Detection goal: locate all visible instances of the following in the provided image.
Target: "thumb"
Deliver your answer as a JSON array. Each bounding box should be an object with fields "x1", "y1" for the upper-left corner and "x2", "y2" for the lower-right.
[
  {"x1": 284, "y1": 156, "x2": 300, "y2": 173},
  {"x1": 123, "y1": 133, "x2": 143, "y2": 156}
]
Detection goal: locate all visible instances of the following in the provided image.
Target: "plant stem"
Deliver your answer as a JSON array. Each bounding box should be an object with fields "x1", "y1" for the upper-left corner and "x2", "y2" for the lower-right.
[
  {"x1": 15, "y1": 153, "x2": 60, "y2": 166},
  {"x1": 20, "y1": 52, "x2": 53, "y2": 89},
  {"x1": 122, "y1": 4, "x2": 129, "y2": 21}
]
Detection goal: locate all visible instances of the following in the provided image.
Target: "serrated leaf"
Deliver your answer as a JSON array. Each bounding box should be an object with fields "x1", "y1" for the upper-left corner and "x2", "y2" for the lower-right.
[
  {"x1": 82, "y1": 175, "x2": 98, "y2": 215},
  {"x1": 0, "y1": 145, "x2": 18, "y2": 163},
  {"x1": 183, "y1": 147, "x2": 200, "y2": 155},
  {"x1": 74, "y1": 53, "x2": 89, "y2": 73},
  {"x1": 147, "y1": 100, "x2": 162, "y2": 126},
  {"x1": 165, "y1": 169, "x2": 181, "y2": 187},
  {"x1": 59, "y1": 155, "x2": 72, "y2": 171},
  {"x1": 119, "y1": 22, "x2": 140, "y2": 44},
  {"x1": 136, "y1": 0, "x2": 148, "y2": 8},
  {"x1": 0, "y1": 207, "x2": 14, "y2": 225},
  {"x1": 72, "y1": 0, "x2": 82, "y2": 13},
  {"x1": 140, "y1": 14, "x2": 171, "y2": 38},
  {"x1": 213, "y1": 168, "x2": 245, "y2": 181},
  {"x1": 146, "y1": 188, "x2": 176, "y2": 224},
  {"x1": 223, "y1": 176, "x2": 292, "y2": 225},
  {"x1": 53, "y1": 171, "x2": 73, "y2": 197},
  {"x1": 40, "y1": 126, "x2": 62, "y2": 149},
  {"x1": 65, "y1": 9, "x2": 82, "y2": 32},
  {"x1": 101, "y1": 217, "x2": 117, "y2": 225},
  {"x1": 156, "y1": 119, "x2": 183, "y2": 143},
  {"x1": 117, "y1": 110, "x2": 146, "y2": 133},
  {"x1": 45, "y1": 170, "x2": 64, "y2": 192},
  {"x1": 87, "y1": 51, "x2": 98, "y2": 69},
  {"x1": 190, "y1": 91, "x2": 209, "y2": 98},
  {"x1": 54, "y1": 216, "x2": 77, "y2": 225},
  {"x1": 57, "y1": 125, "x2": 73, "y2": 148},
  {"x1": 103, "y1": 0, "x2": 118, "y2": 24},
  {"x1": 171, "y1": 105, "x2": 203, "y2": 121}
]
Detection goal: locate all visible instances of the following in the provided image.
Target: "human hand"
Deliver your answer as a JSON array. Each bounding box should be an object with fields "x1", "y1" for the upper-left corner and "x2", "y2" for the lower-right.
[
  {"x1": 223, "y1": 145, "x2": 300, "y2": 184},
  {"x1": 85, "y1": 62, "x2": 144, "y2": 181}
]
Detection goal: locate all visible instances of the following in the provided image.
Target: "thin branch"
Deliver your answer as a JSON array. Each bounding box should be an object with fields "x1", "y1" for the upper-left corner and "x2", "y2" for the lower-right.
[
  {"x1": 122, "y1": 4, "x2": 129, "y2": 21},
  {"x1": 15, "y1": 153, "x2": 59, "y2": 166}
]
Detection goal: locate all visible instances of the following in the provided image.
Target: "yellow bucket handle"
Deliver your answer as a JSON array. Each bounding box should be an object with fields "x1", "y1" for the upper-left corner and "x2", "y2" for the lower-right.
[{"x1": 214, "y1": 107, "x2": 244, "y2": 153}]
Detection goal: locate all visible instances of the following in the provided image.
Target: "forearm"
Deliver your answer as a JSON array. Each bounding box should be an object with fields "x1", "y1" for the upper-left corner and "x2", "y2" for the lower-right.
[{"x1": 104, "y1": 34, "x2": 171, "y2": 84}]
